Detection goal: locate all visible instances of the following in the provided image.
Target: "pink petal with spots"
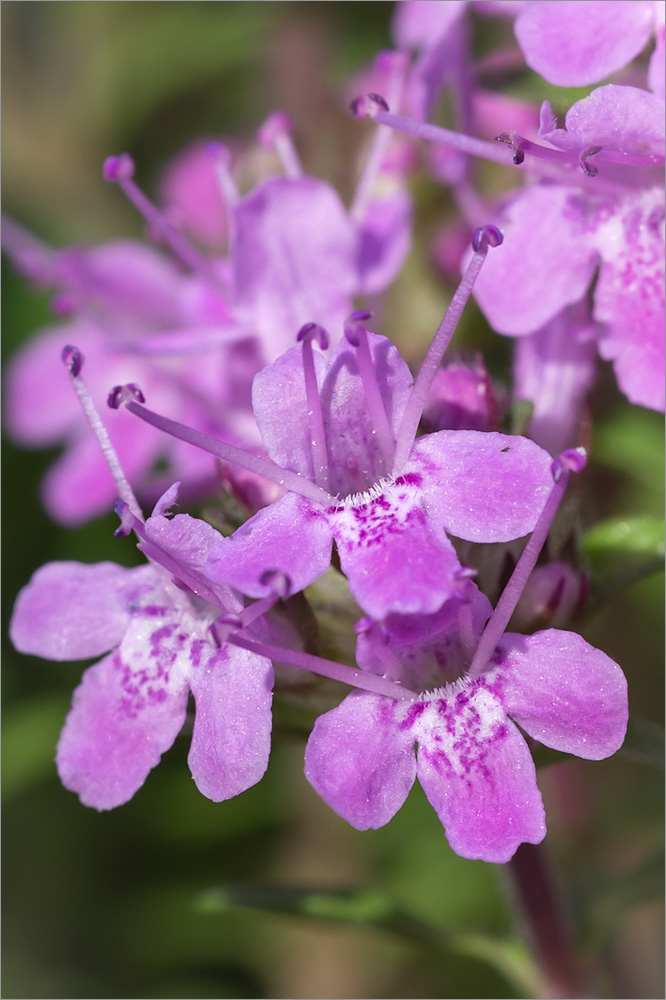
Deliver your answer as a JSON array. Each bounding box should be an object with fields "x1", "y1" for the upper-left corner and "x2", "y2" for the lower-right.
[
  {"x1": 515, "y1": 1, "x2": 655, "y2": 86},
  {"x1": 413, "y1": 430, "x2": 553, "y2": 543},
  {"x1": 331, "y1": 485, "x2": 461, "y2": 619},
  {"x1": 471, "y1": 186, "x2": 598, "y2": 336},
  {"x1": 9, "y1": 561, "x2": 156, "y2": 661},
  {"x1": 497, "y1": 630, "x2": 629, "y2": 759},
  {"x1": 414, "y1": 688, "x2": 546, "y2": 862},
  {"x1": 188, "y1": 644, "x2": 273, "y2": 801},
  {"x1": 305, "y1": 692, "x2": 416, "y2": 829},
  {"x1": 204, "y1": 491, "x2": 333, "y2": 598},
  {"x1": 594, "y1": 206, "x2": 665, "y2": 411},
  {"x1": 56, "y1": 646, "x2": 189, "y2": 810}
]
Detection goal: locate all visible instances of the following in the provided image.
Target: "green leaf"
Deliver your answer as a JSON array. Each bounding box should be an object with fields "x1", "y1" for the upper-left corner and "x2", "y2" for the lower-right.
[
  {"x1": 195, "y1": 883, "x2": 545, "y2": 998},
  {"x1": 582, "y1": 516, "x2": 664, "y2": 597}
]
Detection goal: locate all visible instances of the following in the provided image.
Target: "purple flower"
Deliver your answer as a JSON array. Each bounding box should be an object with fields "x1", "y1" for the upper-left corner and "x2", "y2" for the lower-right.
[
  {"x1": 202, "y1": 319, "x2": 553, "y2": 620},
  {"x1": 304, "y1": 586, "x2": 628, "y2": 863},
  {"x1": 9, "y1": 487, "x2": 274, "y2": 809},
  {"x1": 473, "y1": 85, "x2": 665, "y2": 412}
]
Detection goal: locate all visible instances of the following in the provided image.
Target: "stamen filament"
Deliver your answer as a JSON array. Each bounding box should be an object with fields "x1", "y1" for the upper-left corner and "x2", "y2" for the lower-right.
[
  {"x1": 354, "y1": 102, "x2": 635, "y2": 191},
  {"x1": 110, "y1": 389, "x2": 336, "y2": 508},
  {"x1": 235, "y1": 569, "x2": 292, "y2": 628},
  {"x1": 258, "y1": 111, "x2": 303, "y2": 179},
  {"x1": 467, "y1": 448, "x2": 586, "y2": 677},
  {"x1": 1, "y1": 214, "x2": 54, "y2": 281},
  {"x1": 115, "y1": 501, "x2": 234, "y2": 609},
  {"x1": 206, "y1": 142, "x2": 239, "y2": 209},
  {"x1": 345, "y1": 311, "x2": 395, "y2": 471},
  {"x1": 228, "y1": 632, "x2": 417, "y2": 701},
  {"x1": 62, "y1": 347, "x2": 144, "y2": 522},
  {"x1": 392, "y1": 226, "x2": 502, "y2": 474},
  {"x1": 361, "y1": 623, "x2": 406, "y2": 679},
  {"x1": 103, "y1": 154, "x2": 222, "y2": 287},
  {"x1": 349, "y1": 52, "x2": 408, "y2": 223},
  {"x1": 297, "y1": 323, "x2": 331, "y2": 492}
]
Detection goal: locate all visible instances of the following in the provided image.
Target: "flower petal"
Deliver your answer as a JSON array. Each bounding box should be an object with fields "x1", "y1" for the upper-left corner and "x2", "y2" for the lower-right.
[
  {"x1": 56, "y1": 642, "x2": 189, "y2": 810},
  {"x1": 9, "y1": 561, "x2": 156, "y2": 661},
  {"x1": 330, "y1": 480, "x2": 461, "y2": 618},
  {"x1": 204, "y1": 491, "x2": 333, "y2": 598},
  {"x1": 413, "y1": 430, "x2": 553, "y2": 543},
  {"x1": 232, "y1": 176, "x2": 357, "y2": 358},
  {"x1": 414, "y1": 688, "x2": 546, "y2": 862},
  {"x1": 497, "y1": 629, "x2": 629, "y2": 759},
  {"x1": 188, "y1": 643, "x2": 273, "y2": 800},
  {"x1": 305, "y1": 692, "x2": 417, "y2": 829},
  {"x1": 471, "y1": 186, "x2": 598, "y2": 336},
  {"x1": 252, "y1": 344, "x2": 327, "y2": 479},
  {"x1": 515, "y1": 1, "x2": 655, "y2": 86}
]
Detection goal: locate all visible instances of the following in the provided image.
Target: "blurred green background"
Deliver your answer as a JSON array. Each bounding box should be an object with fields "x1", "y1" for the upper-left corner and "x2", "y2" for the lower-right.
[{"x1": 3, "y1": 4, "x2": 664, "y2": 998}]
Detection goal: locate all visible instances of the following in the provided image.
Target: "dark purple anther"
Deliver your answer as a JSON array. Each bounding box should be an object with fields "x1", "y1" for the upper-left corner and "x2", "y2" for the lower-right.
[
  {"x1": 108, "y1": 383, "x2": 146, "y2": 409},
  {"x1": 217, "y1": 613, "x2": 243, "y2": 629},
  {"x1": 495, "y1": 132, "x2": 525, "y2": 165},
  {"x1": 113, "y1": 500, "x2": 133, "y2": 537},
  {"x1": 61, "y1": 345, "x2": 84, "y2": 377},
  {"x1": 344, "y1": 310, "x2": 373, "y2": 347},
  {"x1": 471, "y1": 225, "x2": 504, "y2": 253},
  {"x1": 297, "y1": 322, "x2": 329, "y2": 350},
  {"x1": 259, "y1": 568, "x2": 292, "y2": 597},
  {"x1": 102, "y1": 153, "x2": 135, "y2": 182},
  {"x1": 579, "y1": 145, "x2": 602, "y2": 178},
  {"x1": 550, "y1": 446, "x2": 587, "y2": 482},
  {"x1": 349, "y1": 93, "x2": 390, "y2": 119}
]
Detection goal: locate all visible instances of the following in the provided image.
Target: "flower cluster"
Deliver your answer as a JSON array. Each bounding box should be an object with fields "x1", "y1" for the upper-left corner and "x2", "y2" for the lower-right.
[{"x1": 9, "y1": 0, "x2": 658, "y2": 866}]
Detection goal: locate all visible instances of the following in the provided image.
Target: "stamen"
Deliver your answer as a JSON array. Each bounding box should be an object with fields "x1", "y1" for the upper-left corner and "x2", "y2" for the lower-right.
[
  {"x1": 1, "y1": 214, "x2": 54, "y2": 282},
  {"x1": 297, "y1": 323, "x2": 331, "y2": 492},
  {"x1": 579, "y1": 145, "x2": 602, "y2": 178},
  {"x1": 344, "y1": 311, "x2": 395, "y2": 471},
  {"x1": 109, "y1": 384, "x2": 336, "y2": 508},
  {"x1": 357, "y1": 619, "x2": 406, "y2": 680},
  {"x1": 467, "y1": 447, "x2": 587, "y2": 678},
  {"x1": 62, "y1": 347, "x2": 144, "y2": 522},
  {"x1": 114, "y1": 500, "x2": 232, "y2": 610},
  {"x1": 234, "y1": 569, "x2": 292, "y2": 630},
  {"x1": 228, "y1": 631, "x2": 417, "y2": 702},
  {"x1": 349, "y1": 92, "x2": 390, "y2": 120},
  {"x1": 103, "y1": 153, "x2": 222, "y2": 287},
  {"x1": 353, "y1": 102, "x2": 654, "y2": 189},
  {"x1": 205, "y1": 141, "x2": 239, "y2": 210},
  {"x1": 258, "y1": 111, "x2": 303, "y2": 179},
  {"x1": 349, "y1": 52, "x2": 408, "y2": 224},
  {"x1": 392, "y1": 226, "x2": 503, "y2": 475}
]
